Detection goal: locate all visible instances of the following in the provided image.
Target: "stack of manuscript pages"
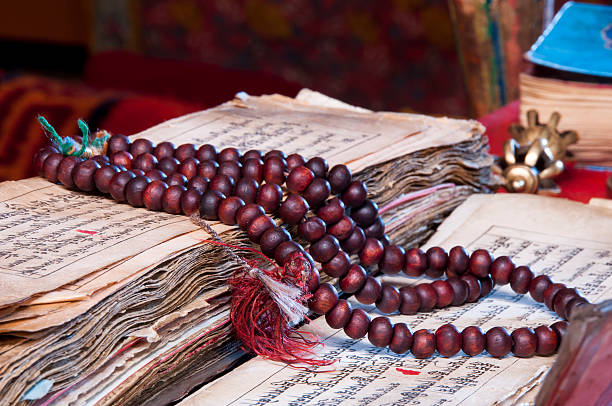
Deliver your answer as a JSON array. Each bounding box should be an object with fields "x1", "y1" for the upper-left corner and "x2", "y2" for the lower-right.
[{"x1": 0, "y1": 90, "x2": 492, "y2": 405}]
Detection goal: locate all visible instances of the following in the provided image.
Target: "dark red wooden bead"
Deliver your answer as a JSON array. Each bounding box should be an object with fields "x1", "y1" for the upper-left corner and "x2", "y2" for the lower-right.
[
  {"x1": 469, "y1": 249, "x2": 492, "y2": 278},
  {"x1": 344, "y1": 309, "x2": 371, "y2": 339},
  {"x1": 286, "y1": 166, "x2": 315, "y2": 193},
  {"x1": 304, "y1": 178, "x2": 331, "y2": 207},
  {"x1": 198, "y1": 190, "x2": 226, "y2": 220},
  {"x1": 462, "y1": 326, "x2": 485, "y2": 356},
  {"x1": 359, "y1": 238, "x2": 384, "y2": 267},
  {"x1": 241, "y1": 158, "x2": 264, "y2": 183},
  {"x1": 510, "y1": 265, "x2": 534, "y2": 294},
  {"x1": 263, "y1": 156, "x2": 286, "y2": 185},
  {"x1": 389, "y1": 323, "x2": 412, "y2": 354},
  {"x1": 460, "y1": 274, "x2": 481, "y2": 302},
  {"x1": 236, "y1": 204, "x2": 265, "y2": 230},
  {"x1": 448, "y1": 246, "x2": 469, "y2": 276},
  {"x1": 544, "y1": 283, "x2": 566, "y2": 310},
  {"x1": 415, "y1": 284, "x2": 437, "y2": 311},
  {"x1": 145, "y1": 169, "x2": 168, "y2": 182},
  {"x1": 94, "y1": 164, "x2": 120, "y2": 194},
  {"x1": 305, "y1": 157, "x2": 328, "y2": 178},
  {"x1": 107, "y1": 134, "x2": 130, "y2": 154},
  {"x1": 399, "y1": 286, "x2": 420, "y2": 315},
  {"x1": 363, "y1": 217, "x2": 385, "y2": 239},
  {"x1": 380, "y1": 245, "x2": 405, "y2": 274},
  {"x1": 218, "y1": 147, "x2": 241, "y2": 162},
  {"x1": 110, "y1": 151, "x2": 133, "y2": 170},
  {"x1": 242, "y1": 149, "x2": 263, "y2": 162},
  {"x1": 376, "y1": 285, "x2": 401, "y2": 314},
  {"x1": 167, "y1": 172, "x2": 188, "y2": 187},
  {"x1": 351, "y1": 200, "x2": 378, "y2": 227},
  {"x1": 550, "y1": 321, "x2": 568, "y2": 343},
  {"x1": 178, "y1": 157, "x2": 200, "y2": 180},
  {"x1": 286, "y1": 153, "x2": 306, "y2": 171},
  {"x1": 322, "y1": 250, "x2": 350, "y2": 278},
  {"x1": 73, "y1": 160, "x2": 101, "y2": 191},
  {"x1": 130, "y1": 138, "x2": 154, "y2": 157},
  {"x1": 153, "y1": 141, "x2": 175, "y2": 160},
  {"x1": 327, "y1": 216, "x2": 355, "y2": 241},
  {"x1": 566, "y1": 297, "x2": 588, "y2": 320},
  {"x1": 233, "y1": 177, "x2": 258, "y2": 204},
  {"x1": 257, "y1": 183, "x2": 283, "y2": 213},
  {"x1": 217, "y1": 196, "x2": 245, "y2": 225},
  {"x1": 186, "y1": 175, "x2": 208, "y2": 193},
  {"x1": 342, "y1": 226, "x2": 366, "y2": 254},
  {"x1": 196, "y1": 144, "x2": 217, "y2": 162},
  {"x1": 436, "y1": 324, "x2": 462, "y2": 357},
  {"x1": 92, "y1": 155, "x2": 109, "y2": 165},
  {"x1": 317, "y1": 197, "x2": 345, "y2": 225},
  {"x1": 274, "y1": 240, "x2": 302, "y2": 265},
  {"x1": 57, "y1": 156, "x2": 81, "y2": 188},
  {"x1": 534, "y1": 325, "x2": 558, "y2": 355},
  {"x1": 133, "y1": 153, "x2": 158, "y2": 173},
  {"x1": 125, "y1": 176, "x2": 151, "y2": 207},
  {"x1": 412, "y1": 329, "x2": 435, "y2": 359},
  {"x1": 42, "y1": 152, "x2": 64, "y2": 183},
  {"x1": 339, "y1": 264, "x2": 367, "y2": 293},
  {"x1": 34, "y1": 146, "x2": 59, "y2": 174},
  {"x1": 209, "y1": 174, "x2": 234, "y2": 196},
  {"x1": 260, "y1": 227, "x2": 291, "y2": 258},
  {"x1": 158, "y1": 156, "x2": 180, "y2": 175},
  {"x1": 355, "y1": 276, "x2": 382, "y2": 305},
  {"x1": 247, "y1": 215, "x2": 276, "y2": 243},
  {"x1": 175, "y1": 143, "x2": 196, "y2": 162},
  {"x1": 143, "y1": 180, "x2": 168, "y2": 211},
  {"x1": 306, "y1": 260, "x2": 320, "y2": 293},
  {"x1": 529, "y1": 275, "x2": 552, "y2": 303},
  {"x1": 479, "y1": 276, "x2": 494, "y2": 298},
  {"x1": 490, "y1": 256, "x2": 515, "y2": 285},
  {"x1": 447, "y1": 277, "x2": 469, "y2": 306},
  {"x1": 431, "y1": 280, "x2": 454, "y2": 308},
  {"x1": 368, "y1": 316, "x2": 393, "y2": 348},
  {"x1": 553, "y1": 288, "x2": 579, "y2": 319},
  {"x1": 310, "y1": 234, "x2": 340, "y2": 263},
  {"x1": 162, "y1": 185, "x2": 186, "y2": 214},
  {"x1": 279, "y1": 194, "x2": 309, "y2": 225},
  {"x1": 325, "y1": 299, "x2": 352, "y2": 329},
  {"x1": 424, "y1": 246, "x2": 447, "y2": 276},
  {"x1": 180, "y1": 187, "x2": 203, "y2": 215},
  {"x1": 404, "y1": 248, "x2": 428, "y2": 276},
  {"x1": 342, "y1": 180, "x2": 367, "y2": 208},
  {"x1": 297, "y1": 217, "x2": 326, "y2": 242},
  {"x1": 197, "y1": 160, "x2": 219, "y2": 179},
  {"x1": 511, "y1": 327, "x2": 537, "y2": 358},
  {"x1": 327, "y1": 164, "x2": 352, "y2": 194},
  {"x1": 486, "y1": 327, "x2": 512, "y2": 358},
  {"x1": 218, "y1": 160, "x2": 241, "y2": 181},
  {"x1": 264, "y1": 150, "x2": 286, "y2": 161}
]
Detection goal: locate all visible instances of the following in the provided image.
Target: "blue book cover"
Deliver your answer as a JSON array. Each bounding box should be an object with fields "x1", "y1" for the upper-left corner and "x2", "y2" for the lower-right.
[{"x1": 526, "y1": 1, "x2": 612, "y2": 78}]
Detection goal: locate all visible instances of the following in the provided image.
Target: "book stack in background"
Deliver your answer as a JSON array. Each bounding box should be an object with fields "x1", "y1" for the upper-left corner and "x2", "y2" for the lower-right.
[{"x1": 0, "y1": 90, "x2": 492, "y2": 405}]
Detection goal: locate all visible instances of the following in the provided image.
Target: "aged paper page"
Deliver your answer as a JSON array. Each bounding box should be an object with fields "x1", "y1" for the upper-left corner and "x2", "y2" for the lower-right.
[{"x1": 184, "y1": 194, "x2": 612, "y2": 405}]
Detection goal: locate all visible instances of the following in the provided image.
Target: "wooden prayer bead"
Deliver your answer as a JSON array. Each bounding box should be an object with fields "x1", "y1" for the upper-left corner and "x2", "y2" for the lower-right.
[
  {"x1": 34, "y1": 146, "x2": 59, "y2": 174},
  {"x1": 279, "y1": 194, "x2": 309, "y2": 225},
  {"x1": 550, "y1": 321, "x2": 568, "y2": 342},
  {"x1": 257, "y1": 183, "x2": 283, "y2": 213},
  {"x1": 344, "y1": 309, "x2": 370, "y2": 339},
  {"x1": 175, "y1": 143, "x2": 196, "y2": 162},
  {"x1": 351, "y1": 200, "x2": 378, "y2": 227},
  {"x1": 355, "y1": 276, "x2": 382, "y2": 305},
  {"x1": 180, "y1": 188, "x2": 203, "y2": 215},
  {"x1": 486, "y1": 327, "x2": 512, "y2": 358},
  {"x1": 364, "y1": 217, "x2": 385, "y2": 239},
  {"x1": 411, "y1": 329, "x2": 435, "y2": 359},
  {"x1": 510, "y1": 265, "x2": 534, "y2": 294},
  {"x1": 462, "y1": 326, "x2": 485, "y2": 356},
  {"x1": 143, "y1": 180, "x2": 168, "y2": 211},
  {"x1": 178, "y1": 157, "x2": 200, "y2": 180},
  {"x1": 534, "y1": 325, "x2": 558, "y2": 355},
  {"x1": 107, "y1": 134, "x2": 131, "y2": 154},
  {"x1": 389, "y1": 323, "x2": 412, "y2": 354},
  {"x1": 490, "y1": 256, "x2": 515, "y2": 285},
  {"x1": 399, "y1": 286, "x2": 420, "y2": 315},
  {"x1": 342, "y1": 226, "x2": 366, "y2": 254},
  {"x1": 286, "y1": 153, "x2": 306, "y2": 171},
  {"x1": 197, "y1": 160, "x2": 219, "y2": 179},
  {"x1": 162, "y1": 185, "x2": 186, "y2": 215},
  {"x1": 167, "y1": 172, "x2": 188, "y2": 187},
  {"x1": 469, "y1": 249, "x2": 492, "y2": 278},
  {"x1": 322, "y1": 250, "x2": 350, "y2": 278},
  {"x1": 153, "y1": 141, "x2": 175, "y2": 160},
  {"x1": 73, "y1": 160, "x2": 101, "y2": 192},
  {"x1": 447, "y1": 277, "x2": 469, "y2": 306},
  {"x1": 247, "y1": 215, "x2": 276, "y2": 243},
  {"x1": 426, "y1": 246, "x2": 448, "y2": 277},
  {"x1": 326, "y1": 299, "x2": 352, "y2": 329},
  {"x1": 233, "y1": 177, "x2": 258, "y2": 204},
  {"x1": 305, "y1": 157, "x2": 328, "y2": 178},
  {"x1": 209, "y1": 174, "x2": 234, "y2": 196},
  {"x1": 133, "y1": 153, "x2": 158, "y2": 173},
  {"x1": 145, "y1": 169, "x2": 168, "y2": 182},
  {"x1": 218, "y1": 147, "x2": 241, "y2": 162},
  {"x1": 415, "y1": 284, "x2": 437, "y2": 311},
  {"x1": 448, "y1": 246, "x2": 469, "y2": 276},
  {"x1": 303, "y1": 178, "x2": 331, "y2": 207},
  {"x1": 218, "y1": 160, "x2": 241, "y2": 181},
  {"x1": 553, "y1": 288, "x2": 579, "y2": 319},
  {"x1": 544, "y1": 283, "x2": 566, "y2": 310},
  {"x1": 274, "y1": 241, "x2": 302, "y2": 265},
  {"x1": 241, "y1": 158, "x2": 264, "y2": 183},
  {"x1": 110, "y1": 151, "x2": 133, "y2": 170},
  {"x1": 42, "y1": 152, "x2": 64, "y2": 183},
  {"x1": 198, "y1": 190, "x2": 226, "y2": 220},
  {"x1": 263, "y1": 156, "x2": 286, "y2": 185},
  {"x1": 306, "y1": 263, "x2": 320, "y2": 293},
  {"x1": 565, "y1": 297, "x2": 588, "y2": 320},
  {"x1": 511, "y1": 327, "x2": 537, "y2": 358},
  {"x1": 342, "y1": 180, "x2": 367, "y2": 208},
  {"x1": 310, "y1": 234, "x2": 340, "y2": 263},
  {"x1": 378, "y1": 245, "x2": 405, "y2": 274},
  {"x1": 327, "y1": 216, "x2": 356, "y2": 241},
  {"x1": 359, "y1": 238, "x2": 384, "y2": 267},
  {"x1": 125, "y1": 176, "x2": 151, "y2": 207},
  {"x1": 196, "y1": 144, "x2": 217, "y2": 162},
  {"x1": 217, "y1": 196, "x2": 245, "y2": 225},
  {"x1": 57, "y1": 156, "x2": 81, "y2": 188},
  {"x1": 158, "y1": 156, "x2": 180, "y2": 175},
  {"x1": 297, "y1": 217, "x2": 327, "y2": 242},
  {"x1": 368, "y1": 317, "x2": 393, "y2": 347},
  {"x1": 94, "y1": 165, "x2": 120, "y2": 194},
  {"x1": 93, "y1": 155, "x2": 109, "y2": 165},
  {"x1": 236, "y1": 204, "x2": 265, "y2": 230},
  {"x1": 264, "y1": 150, "x2": 286, "y2": 161},
  {"x1": 376, "y1": 285, "x2": 401, "y2": 314},
  {"x1": 241, "y1": 149, "x2": 263, "y2": 162},
  {"x1": 529, "y1": 275, "x2": 552, "y2": 303},
  {"x1": 436, "y1": 324, "x2": 462, "y2": 357},
  {"x1": 431, "y1": 280, "x2": 454, "y2": 308},
  {"x1": 460, "y1": 274, "x2": 481, "y2": 302},
  {"x1": 317, "y1": 197, "x2": 346, "y2": 225},
  {"x1": 286, "y1": 166, "x2": 315, "y2": 193},
  {"x1": 404, "y1": 248, "x2": 428, "y2": 276},
  {"x1": 130, "y1": 138, "x2": 154, "y2": 157},
  {"x1": 260, "y1": 227, "x2": 291, "y2": 258},
  {"x1": 327, "y1": 164, "x2": 352, "y2": 194},
  {"x1": 479, "y1": 276, "x2": 494, "y2": 298},
  {"x1": 339, "y1": 264, "x2": 367, "y2": 293},
  {"x1": 186, "y1": 175, "x2": 207, "y2": 193}
]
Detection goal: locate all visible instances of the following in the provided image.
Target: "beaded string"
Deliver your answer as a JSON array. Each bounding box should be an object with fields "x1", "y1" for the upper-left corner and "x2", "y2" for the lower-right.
[{"x1": 33, "y1": 127, "x2": 587, "y2": 361}]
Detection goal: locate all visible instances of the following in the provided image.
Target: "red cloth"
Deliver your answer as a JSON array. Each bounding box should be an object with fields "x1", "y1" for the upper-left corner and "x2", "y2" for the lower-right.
[{"x1": 478, "y1": 101, "x2": 610, "y2": 203}]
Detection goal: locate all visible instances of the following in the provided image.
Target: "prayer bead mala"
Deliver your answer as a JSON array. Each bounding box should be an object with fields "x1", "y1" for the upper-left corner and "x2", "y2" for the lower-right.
[{"x1": 35, "y1": 134, "x2": 586, "y2": 359}]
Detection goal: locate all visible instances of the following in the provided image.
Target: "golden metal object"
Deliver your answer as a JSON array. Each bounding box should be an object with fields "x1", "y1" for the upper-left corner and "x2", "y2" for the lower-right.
[{"x1": 494, "y1": 110, "x2": 578, "y2": 194}]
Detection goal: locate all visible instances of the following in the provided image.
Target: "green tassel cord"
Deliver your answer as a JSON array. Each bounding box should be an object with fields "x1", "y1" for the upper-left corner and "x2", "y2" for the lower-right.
[{"x1": 37, "y1": 115, "x2": 110, "y2": 158}]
